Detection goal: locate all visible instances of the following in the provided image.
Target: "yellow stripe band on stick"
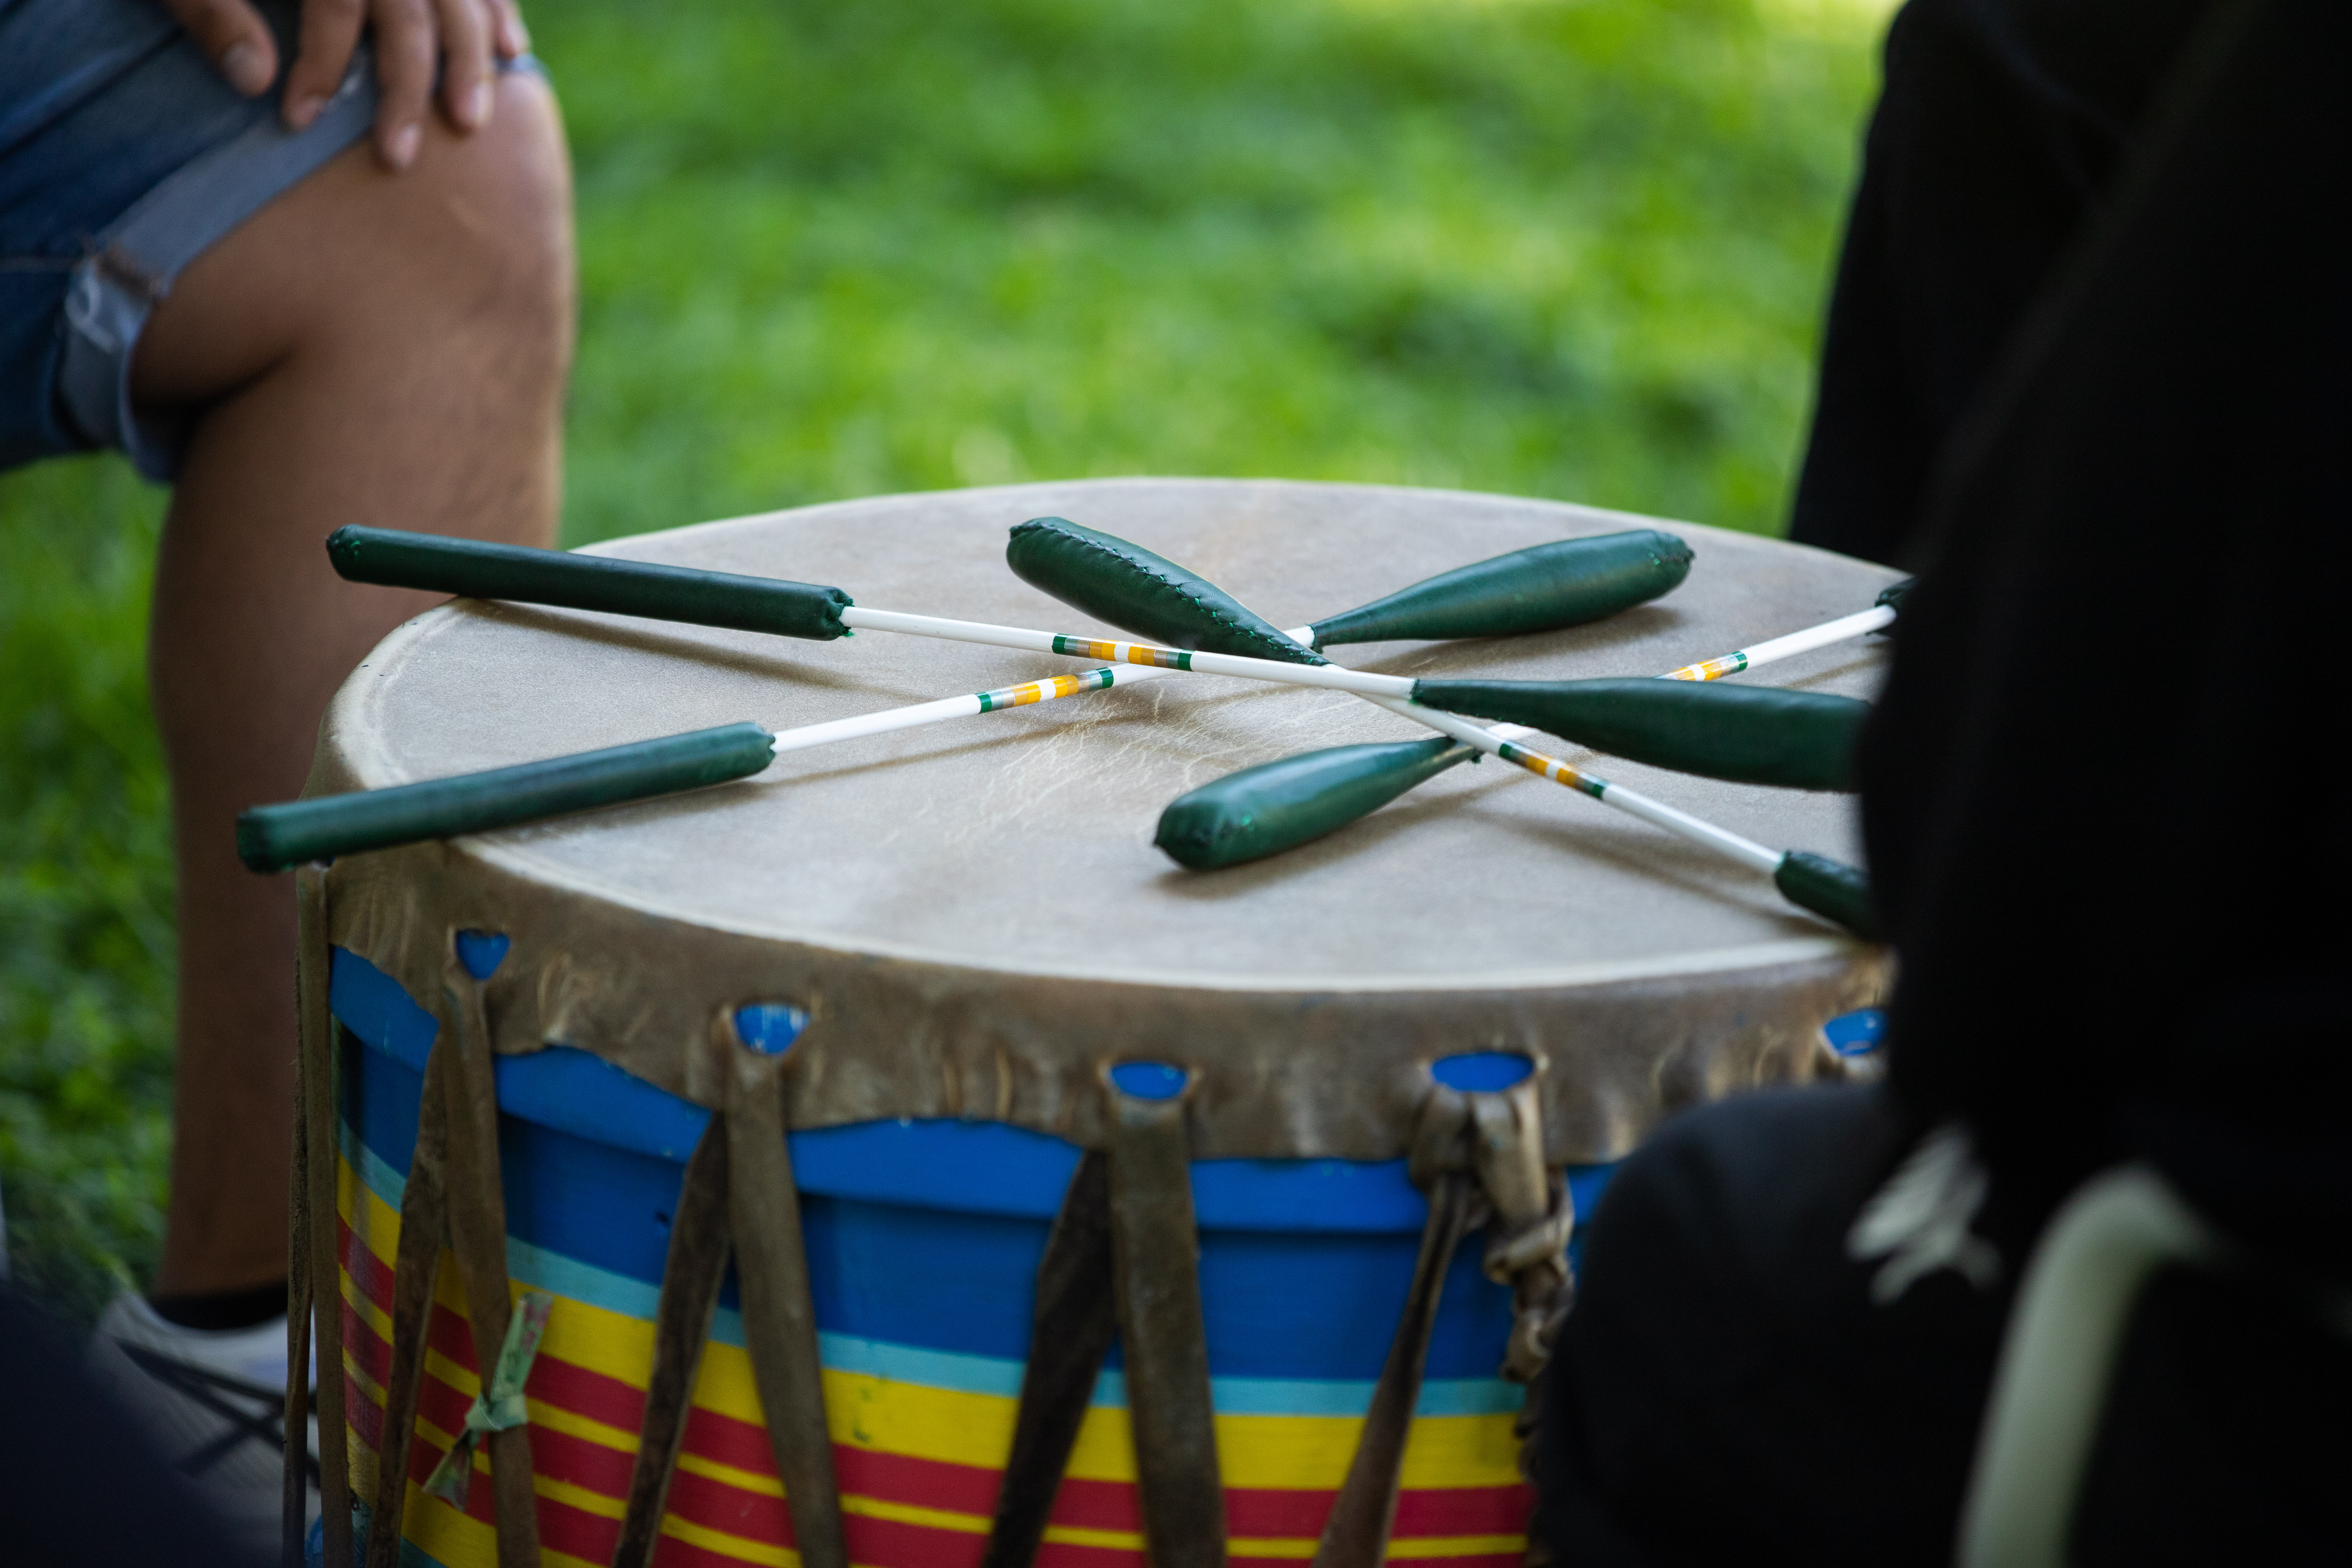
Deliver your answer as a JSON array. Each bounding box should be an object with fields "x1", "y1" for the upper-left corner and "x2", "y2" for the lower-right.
[
  {"x1": 1496, "y1": 741, "x2": 1608, "y2": 799},
  {"x1": 975, "y1": 668, "x2": 1116, "y2": 712},
  {"x1": 1051, "y1": 634, "x2": 1195, "y2": 670},
  {"x1": 1662, "y1": 652, "x2": 1748, "y2": 682}
]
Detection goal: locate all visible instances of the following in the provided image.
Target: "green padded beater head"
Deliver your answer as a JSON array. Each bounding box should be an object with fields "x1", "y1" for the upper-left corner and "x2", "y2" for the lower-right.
[
  {"x1": 327, "y1": 527, "x2": 853, "y2": 641},
  {"x1": 1006, "y1": 518, "x2": 1328, "y2": 665},
  {"x1": 235, "y1": 722, "x2": 778, "y2": 873},
  {"x1": 1773, "y1": 851, "x2": 1879, "y2": 939},
  {"x1": 1308, "y1": 529, "x2": 1693, "y2": 647},
  {"x1": 1156, "y1": 736, "x2": 1473, "y2": 868},
  {"x1": 1412, "y1": 677, "x2": 1870, "y2": 791}
]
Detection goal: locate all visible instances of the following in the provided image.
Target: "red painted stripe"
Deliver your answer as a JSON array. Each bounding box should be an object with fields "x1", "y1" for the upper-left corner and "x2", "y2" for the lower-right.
[
  {"x1": 1393, "y1": 1485, "x2": 1531, "y2": 1538},
  {"x1": 1041, "y1": 1473, "x2": 1528, "y2": 1540},
  {"x1": 345, "y1": 1370, "x2": 386, "y2": 1454},
  {"x1": 341, "y1": 1215, "x2": 397, "y2": 1313},
  {"x1": 837, "y1": 1512, "x2": 987, "y2": 1568},
  {"x1": 835, "y1": 1443, "x2": 998, "y2": 1516},
  {"x1": 663, "y1": 1462, "x2": 793, "y2": 1546},
  {"x1": 650, "y1": 1528, "x2": 784, "y2": 1568},
  {"x1": 1036, "y1": 1540, "x2": 1140, "y2": 1568},
  {"x1": 342, "y1": 1304, "x2": 394, "y2": 1391}
]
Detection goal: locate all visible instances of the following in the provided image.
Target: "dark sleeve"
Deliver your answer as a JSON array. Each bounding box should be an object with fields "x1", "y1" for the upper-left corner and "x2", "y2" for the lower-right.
[
  {"x1": 1859, "y1": 0, "x2": 2352, "y2": 1226},
  {"x1": 1788, "y1": 0, "x2": 2214, "y2": 567}
]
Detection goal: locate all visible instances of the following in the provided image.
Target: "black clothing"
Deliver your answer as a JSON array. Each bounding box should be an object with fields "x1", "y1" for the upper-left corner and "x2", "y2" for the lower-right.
[
  {"x1": 1533, "y1": 1089, "x2": 2352, "y2": 1567},
  {"x1": 1533, "y1": 0, "x2": 2352, "y2": 1559},
  {"x1": 1788, "y1": 0, "x2": 2211, "y2": 566},
  {"x1": 1860, "y1": 0, "x2": 2352, "y2": 1239},
  {"x1": 1533, "y1": 1087, "x2": 2012, "y2": 1565}
]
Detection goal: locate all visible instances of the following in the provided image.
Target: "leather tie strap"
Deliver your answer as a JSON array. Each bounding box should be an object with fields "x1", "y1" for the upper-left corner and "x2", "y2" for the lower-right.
[
  {"x1": 611, "y1": 1117, "x2": 732, "y2": 1568},
  {"x1": 1309, "y1": 1171, "x2": 1479, "y2": 1568},
  {"x1": 1314, "y1": 1076, "x2": 1577, "y2": 1568},
  {"x1": 1467, "y1": 1081, "x2": 1573, "y2": 1386},
  {"x1": 366, "y1": 1041, "x2": 454, "y2": 1568},
  {"x1": 440, "y1": 956, "x2": 543, "y2": 1568},
  {"x1": 1106, "y1": 1083, "x2": 1227, "y2": 1568},
  {"x1": 284, "y1": 1070, "x2": 313, "y2": 1568},
  {"x1": 981, "y1": 1149, "x2": 1117, "y2": 1568},
  {"x1": 722, "y1": 1018, "x2": 850, "y2": 1568},
  {"x1": 295, "y1": 866, "x2": 355, "y2": 1568}
]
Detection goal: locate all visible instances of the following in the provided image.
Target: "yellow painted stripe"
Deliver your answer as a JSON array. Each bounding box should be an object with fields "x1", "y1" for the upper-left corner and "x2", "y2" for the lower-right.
[
  {"x1": 533, "y1": 1470, "x2": 630, "y2": 1524},
  {"x1": 525, "y1": 1390, "x2": 645, "y2": 1456},
  {"x1": 675, "y1": 1449, "x2": 779, "y2": 1497},
  {"x1": 1039, "y1": 1522, "x2": 1143, "y2": 1551},
  {"x1": 343, "y1": 1355, "x2": 389, "y2": 1417},
  {"x1": 658, "y1": 1513, "x2": 796, "y2": 1566},
  {"x1": 1389, "y1": 1537, "x2": 1527, "y2": 1558},
  {"x1": 839, "y1": 1493, "x2": 989, "y2": 1535},
  {"x1": 341, "y1": 1267, "x2": 395, "y2": 1344}
]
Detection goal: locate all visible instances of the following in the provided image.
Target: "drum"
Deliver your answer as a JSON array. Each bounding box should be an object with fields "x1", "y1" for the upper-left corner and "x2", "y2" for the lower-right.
[{"x1": 291, "y1": 478, "x2": 1895, "y2": 1568}]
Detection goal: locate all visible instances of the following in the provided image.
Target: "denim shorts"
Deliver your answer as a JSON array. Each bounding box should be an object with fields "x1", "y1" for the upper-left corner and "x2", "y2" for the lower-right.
[{"x1": 0, "y1": 0, "x2": 537, "y2": 484}]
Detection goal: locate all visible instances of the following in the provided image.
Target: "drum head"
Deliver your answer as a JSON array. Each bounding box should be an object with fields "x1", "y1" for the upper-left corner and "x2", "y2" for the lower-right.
[{"x1": 316, "y1": 479, "x2": 1895, "y2": 1159}]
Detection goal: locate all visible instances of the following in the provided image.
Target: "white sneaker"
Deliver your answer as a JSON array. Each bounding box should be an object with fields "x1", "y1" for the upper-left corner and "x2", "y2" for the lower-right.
[{"x1": 86, "y1": 1290, "x2": 321, "y2": 1555}]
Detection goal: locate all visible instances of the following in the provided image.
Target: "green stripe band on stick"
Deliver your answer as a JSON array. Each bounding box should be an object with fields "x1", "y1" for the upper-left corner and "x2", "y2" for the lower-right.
[{"x1": 236, "y1": 722, "x2": 778, "y2": 873}]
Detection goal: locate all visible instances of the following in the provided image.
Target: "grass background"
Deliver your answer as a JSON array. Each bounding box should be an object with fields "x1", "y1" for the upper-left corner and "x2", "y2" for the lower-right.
[{"x1": 0, "y1": 0, "x2": 1890, "y2": 1323}]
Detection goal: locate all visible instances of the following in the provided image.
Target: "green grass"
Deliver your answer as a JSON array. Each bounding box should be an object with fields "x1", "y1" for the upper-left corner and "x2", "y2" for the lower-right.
[{"x1": 0, "y1": 0, "x2": 1887, "y2": 1323}]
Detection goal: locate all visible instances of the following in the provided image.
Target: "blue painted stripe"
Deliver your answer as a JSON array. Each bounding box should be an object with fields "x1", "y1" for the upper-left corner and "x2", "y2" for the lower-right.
[{"x1": 342, "y1": 1122, "x2": 1514, "y2": 1417}]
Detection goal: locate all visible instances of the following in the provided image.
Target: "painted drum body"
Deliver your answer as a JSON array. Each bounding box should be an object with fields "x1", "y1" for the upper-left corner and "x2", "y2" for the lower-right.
[{"x1": 311, "y1": 478, "x2": 1898, "y2": 1568}]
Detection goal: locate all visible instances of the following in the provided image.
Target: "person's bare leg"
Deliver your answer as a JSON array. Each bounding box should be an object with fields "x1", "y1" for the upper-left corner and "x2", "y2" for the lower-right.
[{"x1": 133, "y1": 72, "x2": 574, "y2": 1299}]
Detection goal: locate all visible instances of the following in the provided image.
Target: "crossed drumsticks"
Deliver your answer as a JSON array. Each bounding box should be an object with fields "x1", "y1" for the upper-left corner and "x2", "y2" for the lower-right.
[{"x1": 239, "y1": 518, "x2": 1905, "y2": 936}]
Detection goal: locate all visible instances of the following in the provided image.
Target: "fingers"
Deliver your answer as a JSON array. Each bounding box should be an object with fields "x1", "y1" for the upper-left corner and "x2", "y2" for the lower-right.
[
  {"x1": 288, "y1": 0, "x2": 515, "y2": 170},
  {"x1": 159, "y1": 0, "x2": 279, "y2": 95},
  {"x1": 433, "y1": 0, "x2": 495, "y2": 133},
  {"x1": 283, "y1": 0, "x2": 364, "y2": 130},
  {"x1": 490, "y1": 0, "x2": 530, "y2": 60},
  {"x1": 368, "y1": 0, "x2": 438, "y2": 169}
]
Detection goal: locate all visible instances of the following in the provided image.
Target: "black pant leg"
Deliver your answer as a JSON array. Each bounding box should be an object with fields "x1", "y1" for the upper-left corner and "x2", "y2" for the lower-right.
[{"x1": 1530, "y1": 1084, "x2": 2012, "y2": 1568}]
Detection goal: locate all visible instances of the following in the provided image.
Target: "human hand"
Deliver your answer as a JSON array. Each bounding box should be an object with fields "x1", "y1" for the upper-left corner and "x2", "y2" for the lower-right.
[{"x1": 155, "y1": 0, "x2": 531, "y2": 171}]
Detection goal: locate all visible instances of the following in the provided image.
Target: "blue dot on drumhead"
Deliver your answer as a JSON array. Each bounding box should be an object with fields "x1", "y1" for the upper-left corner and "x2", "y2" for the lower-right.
[
  {"x1": 1110, "y1": 1061, "x2": 1188, "y2": 1101},
  {"x1": 454, "y1": 930, "x2": 510, "y2": 980},
  {"x1": 1822, "y1": 1009, "x2": 1887, "y2": 1057},
  {"x1": 735, "y1": 1004, "x2": 809, "y2": 1056},
  {"x1": 1431, "y1": 1051, "x2": 1534, "y2": 1091}
]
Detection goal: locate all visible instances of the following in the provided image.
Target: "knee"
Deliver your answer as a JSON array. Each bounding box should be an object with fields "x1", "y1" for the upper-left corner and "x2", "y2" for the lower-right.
[
  {"x1": 390, "y1": 72, "x2": 576, "y2": 378},
  {"x1": 131, "y1": 72, "x2": 575, "y2": 411}
]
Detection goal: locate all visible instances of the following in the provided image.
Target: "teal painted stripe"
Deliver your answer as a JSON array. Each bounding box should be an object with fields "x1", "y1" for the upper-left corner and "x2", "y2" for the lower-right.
[{"x1": 341, "y1": 1126, "x2": 1516, "y2": 1420}]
